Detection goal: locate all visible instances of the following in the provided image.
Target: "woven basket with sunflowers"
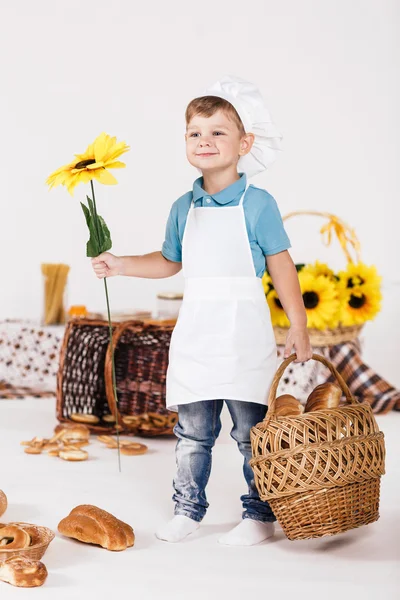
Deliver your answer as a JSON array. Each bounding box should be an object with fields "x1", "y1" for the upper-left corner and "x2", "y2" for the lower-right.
[{"x1": 263, "y1": 211, "x2": 382, "y2": 347}]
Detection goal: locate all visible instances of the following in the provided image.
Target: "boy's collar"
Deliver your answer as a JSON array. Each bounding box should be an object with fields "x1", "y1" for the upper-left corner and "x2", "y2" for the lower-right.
[{"x1": 192, "y1": 172, "x2": 247, "y2": 205}]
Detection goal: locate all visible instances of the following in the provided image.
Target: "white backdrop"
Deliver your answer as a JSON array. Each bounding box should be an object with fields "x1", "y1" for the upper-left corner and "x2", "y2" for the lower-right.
[{"x1": 1, "y1": 0, "x2": 399, "y2": 384}]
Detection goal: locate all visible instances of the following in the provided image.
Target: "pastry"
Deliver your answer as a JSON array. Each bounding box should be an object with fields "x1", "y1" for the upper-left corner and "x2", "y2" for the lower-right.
[
  {"x1": 0, "y1": 491, "x2": 7, "y2": 518},
  {"x1": 54, "y1": 423, "x2": 90, "y2": 437},
  {"x1": 0, "y1": 525, "x2": 31, "y2": 549},
  {"x1": 59, "y1": 449, "x2": 88, "y2": 462},
  {"x1": 120, "y1": 443, "x2": 148, "y2": 456},
  {"x1": 58, "y1": 505, "x2": 135, "y2": 551},
  {"x1": 47, "y1": 449, "x2": 60, "y2": 457},
  {"x1": 0, "y1": 556, "x2": 48, "y2": 587},
  {"x1": 274, "y1": 394, "x2": 304, "y2": 417},
  {"x1": 24, "y1": 447, "x2": 42, "y2": 455},
  {"x1": 70, "y1": 413, "x2": 100, "y2": 425},
  {"x1": 102, "y1": 414, "x2": 116, "y2": 423},
  {"x1": 305, "y1": 383, "x2": 342, "y2": 412}
]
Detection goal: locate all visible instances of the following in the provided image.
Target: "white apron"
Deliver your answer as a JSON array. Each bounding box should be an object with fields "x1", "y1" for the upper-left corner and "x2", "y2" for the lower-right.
[{"x1": 166, "y1": 182, "x2": 277, "y2": 411}]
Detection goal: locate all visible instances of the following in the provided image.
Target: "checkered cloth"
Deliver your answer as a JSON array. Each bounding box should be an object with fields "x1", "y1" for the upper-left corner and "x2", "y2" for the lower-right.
[{"x1": 318, "y1": 340, "x2": 400, "y2": 414}]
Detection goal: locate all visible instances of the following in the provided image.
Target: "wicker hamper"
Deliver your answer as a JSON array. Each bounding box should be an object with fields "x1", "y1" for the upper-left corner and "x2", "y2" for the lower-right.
[
  {"x1": 272, "y1": 210, "x2": 367, "y2": 347},
  {"x1": 56, "y1": 318, "x2": 177, "y2": 436},
  {"x1": 250, "y1": 353, "x2": 386, "y2": 541}
]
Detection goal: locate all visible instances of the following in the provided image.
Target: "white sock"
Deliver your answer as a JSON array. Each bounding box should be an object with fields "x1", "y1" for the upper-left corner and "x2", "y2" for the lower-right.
[
  {"x1": 155, "y1": 515, "x2": 200, "y2": 543},
  {"x1": 218, "y1": 519, "x2": 275, "y2": 546}
]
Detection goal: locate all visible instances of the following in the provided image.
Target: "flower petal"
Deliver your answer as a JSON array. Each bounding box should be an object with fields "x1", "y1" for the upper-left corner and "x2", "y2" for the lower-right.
[
  {"x1": 93, "y1": 168, "x2": 118, "y2": 185},
  {"x1": 103, "y1": 160, "x2": 126, "y2": 169}
]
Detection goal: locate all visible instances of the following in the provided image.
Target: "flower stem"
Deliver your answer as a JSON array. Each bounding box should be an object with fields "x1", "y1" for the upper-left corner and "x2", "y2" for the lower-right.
[{"x1": 90, "y1": 180, "x2": 121, "y2": 473}]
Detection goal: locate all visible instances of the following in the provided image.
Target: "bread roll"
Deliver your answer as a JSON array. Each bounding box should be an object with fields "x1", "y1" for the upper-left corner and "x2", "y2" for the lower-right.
[
  {"x1": 274, "y1": 394, "x2": 304, "y2": 417},
  {"x1": 58, "y1": 505, "x2": 135, "y2": 551},
  {"x1": 0, "y1": 556, "x2": 48, "y2": 587},
  {"x1": 54, "y1": 423, "x2": 90, "y2": 436},
  {"x1": 305, "y1": 383, "x2": 342, "y2": 412},
  {"x1": 0, "y1": 491, "x2": 7, "y2": 518}
]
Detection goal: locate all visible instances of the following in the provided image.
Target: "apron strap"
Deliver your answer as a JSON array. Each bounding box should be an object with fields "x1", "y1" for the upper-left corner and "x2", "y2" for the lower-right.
[{"x1": 239, "y1": 182, "x2": 250, "y2": 206}]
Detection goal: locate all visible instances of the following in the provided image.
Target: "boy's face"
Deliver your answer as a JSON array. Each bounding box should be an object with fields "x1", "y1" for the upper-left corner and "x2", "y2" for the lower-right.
[{"x1": 185, "y1": 109, "x2": 254, "y2": 173}]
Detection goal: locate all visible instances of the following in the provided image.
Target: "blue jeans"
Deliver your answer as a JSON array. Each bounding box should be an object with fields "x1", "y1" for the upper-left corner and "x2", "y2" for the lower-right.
[{"x1": 172, "y1": 400, "x2": 276, "y2": 523}]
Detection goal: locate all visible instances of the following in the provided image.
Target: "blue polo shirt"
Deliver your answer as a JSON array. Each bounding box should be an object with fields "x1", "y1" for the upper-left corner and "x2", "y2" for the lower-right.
[{"x1": 161, "y1": 172, "x2": 291, "y2": 278}]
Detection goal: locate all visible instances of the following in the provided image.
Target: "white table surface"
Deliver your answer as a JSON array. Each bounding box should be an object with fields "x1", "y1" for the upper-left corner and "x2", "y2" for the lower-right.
[{"x1": 0, "y1": 397, "x2": 399, "y2": 600}]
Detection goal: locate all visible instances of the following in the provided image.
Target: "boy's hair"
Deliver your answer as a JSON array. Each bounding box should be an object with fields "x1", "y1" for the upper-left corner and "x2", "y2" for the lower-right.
[{"x1": 185, "y1": 96, "x2": 246, "y2": 136}]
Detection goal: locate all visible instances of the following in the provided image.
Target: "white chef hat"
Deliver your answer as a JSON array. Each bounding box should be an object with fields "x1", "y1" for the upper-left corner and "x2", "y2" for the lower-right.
[{"x1": 193, "y1": 74, "x2": 282, "y2": 178}]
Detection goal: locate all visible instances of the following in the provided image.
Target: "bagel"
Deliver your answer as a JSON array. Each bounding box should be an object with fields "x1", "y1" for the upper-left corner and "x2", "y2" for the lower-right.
[
  {"x1": 120, "y1": 443, "x2": 148, "y2": 456},
  {"x1": 102, "y1": 414, "x2": 116, "y2": 423},
  {"x1": 59, "y1": 449, "x2": 88, "y2": 462},
  {"x1": 69, "y1": 413, "x2": 100, "y2": 425},
  {"x1": 0, "y1": 525, "x2": 31, "y2": 549}
]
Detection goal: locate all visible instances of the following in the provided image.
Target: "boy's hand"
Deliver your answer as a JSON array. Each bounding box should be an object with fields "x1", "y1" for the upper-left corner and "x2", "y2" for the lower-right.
[
  {"x1": 283, "y1": 326, "x2": 312, "y2": 363},
  {"x1": 91, "y1": 252, "x2": 122, "y2": 279}
]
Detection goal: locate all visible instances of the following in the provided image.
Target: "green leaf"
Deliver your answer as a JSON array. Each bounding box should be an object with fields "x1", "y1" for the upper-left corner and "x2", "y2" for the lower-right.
[
  {"x1": 295, "y1": 263, "x2": 306, "y2": 272},
  {"x1": 80, "y1": 201, "x2": 112, "y2": 258},
  {"x1": 97, "y1": 214, "x2": 112, "y2": 254}
]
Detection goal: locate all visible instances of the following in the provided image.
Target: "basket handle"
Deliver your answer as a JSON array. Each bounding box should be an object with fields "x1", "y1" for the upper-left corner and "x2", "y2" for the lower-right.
[
  {"x1": 267, "y1": 353, "x2": 356, "y2": 417},
  {"x1": 104, "y1": 319, "x2": 175, "y2": 421},
  {"x1": 283, "y1": 210, "x2": 361, "y2": 264}
]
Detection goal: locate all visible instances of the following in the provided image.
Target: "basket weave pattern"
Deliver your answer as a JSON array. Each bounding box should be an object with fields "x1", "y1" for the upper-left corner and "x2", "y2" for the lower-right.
[
  {"x1": 57, "y1": 318, "x2": 175, "y2": 435},
  {"x1": 274, "y1": 324, "x2": 363, "y2": 347},
  {"x1": 250, "y1": 354, "x2": 386, "y2": 540},
  {"x1": 0, "y1": 523, "x2": 55, "y2": 561}
]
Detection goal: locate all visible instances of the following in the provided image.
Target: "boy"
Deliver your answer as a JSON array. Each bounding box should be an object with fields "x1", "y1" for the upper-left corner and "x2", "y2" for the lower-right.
[{"x1": 91, "y1": 75, "x2": 312, "y2": 546}]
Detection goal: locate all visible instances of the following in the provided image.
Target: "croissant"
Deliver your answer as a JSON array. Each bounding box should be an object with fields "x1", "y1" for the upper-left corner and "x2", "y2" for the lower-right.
[
  {"x1": 58, "y1": 505, "x2": 135, "y2": 551},
  {"x1": 274, "y1": 394, "x2": 304, "y2": 417},
  {"x1": 0, "y1": 556, "x2": 48, "y2": 587},
  {"x1": 304, "y1": 383, "x2": 342, "y2": 412},
  {"x1": 0, "y1": 491, "x2": 7, "y2": 518}
]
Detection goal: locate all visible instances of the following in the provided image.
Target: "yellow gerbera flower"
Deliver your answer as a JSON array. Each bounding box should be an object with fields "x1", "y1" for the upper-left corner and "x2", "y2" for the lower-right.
[
  {"x1": 301, "y1": 260, "x2": 335, "y2": 280},
  {"x1": 298, "y1": 271, "x2": 340, "y2": 330},
  {"x1": 338, "y1": 284, "x2": 382, "y2": 326},
  {"x1": 337, "y1": 262, "x2": 381, "y2": 291},
  {"x1": 46, "y1": 132, "x2": 130, "y2": 195},
  {"x1": 262, "y1": 271, "x2": 273, "y2": 296},
  {"x1": 267, "y1": 290, "x2": 290, "y2": 327}
]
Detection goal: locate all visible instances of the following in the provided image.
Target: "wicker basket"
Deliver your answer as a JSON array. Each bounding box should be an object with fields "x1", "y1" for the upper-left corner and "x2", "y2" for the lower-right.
[
  {"x1": 56, "y1": 318, "x2": 177, "y2": 436},
  {"x1": 274, "y1": 324, "x2": 363, "y2": 347},
  {"x1": 274, "y1": 210, "x2": 365, "y2": 346},
  {"x1": 250, "y1": 354, "x2": 386, "y2": 541},
  {"x1": 0, "y1": 523, "x2": 55, "y2": 561}
]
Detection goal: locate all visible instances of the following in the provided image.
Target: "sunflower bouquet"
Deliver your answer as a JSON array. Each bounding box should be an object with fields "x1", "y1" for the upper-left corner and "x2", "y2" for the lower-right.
[{"x1": 264, "y1": 211, "x2": 382, "y2": 346}]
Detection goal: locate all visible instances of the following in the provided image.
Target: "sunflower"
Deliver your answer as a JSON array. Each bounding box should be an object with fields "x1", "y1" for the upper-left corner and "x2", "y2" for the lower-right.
[
  {"x1": 262, "y1": 271, "x2": 274, "y2": 296},
  {"x1": 337, "y1": 262, "x2": 381, "y2": 291},
  {"x1": 298, "y1": 271, "x2": 340, "y2": 330},
  {"x1": 301, "y1": 260, "x2": 336, "y2": 280},
  {"x1": 46, "y1": 132, "x2": 130, "y2": 195},
  {"x1": 267, "y1": 290, "x2": 290, "y2": 327},
  {"x1": 338, "y1": 284, "x2": 382, "y2": 326}
]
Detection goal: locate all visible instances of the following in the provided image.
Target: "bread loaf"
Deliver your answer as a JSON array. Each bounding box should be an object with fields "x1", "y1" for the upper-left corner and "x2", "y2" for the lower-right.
[
  {"x1": 58, "y1": 505, "x2": 134, "y2": 551},
  {"x1": 305, "y1": 383, "x2": 342, "y2": 412},
  {"x1": 274, "y1": 394, "x2": 304, "y2": 417},
  {"x1": 0, "y1": 556, "x2": 48, "y2": 587}
]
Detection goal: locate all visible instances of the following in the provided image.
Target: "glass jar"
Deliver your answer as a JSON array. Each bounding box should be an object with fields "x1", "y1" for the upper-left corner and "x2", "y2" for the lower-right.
[{"x1": 156, "y1": 292, "x2": 183, "y2": 320}]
